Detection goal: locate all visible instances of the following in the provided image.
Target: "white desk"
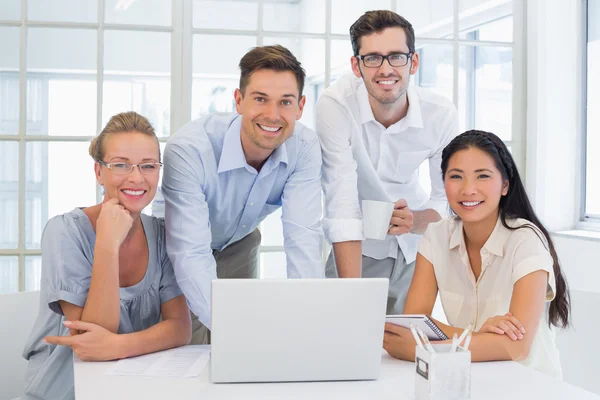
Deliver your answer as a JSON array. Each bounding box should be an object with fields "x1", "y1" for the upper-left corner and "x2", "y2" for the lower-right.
[{"x1": 74, "y1": 345, "x2": 600, "y2": 400}]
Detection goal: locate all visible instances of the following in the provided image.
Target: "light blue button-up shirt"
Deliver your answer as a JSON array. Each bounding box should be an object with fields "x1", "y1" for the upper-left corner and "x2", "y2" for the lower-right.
[{"x1": 156, "y1": 113, "x2": 324, "y2": 328}]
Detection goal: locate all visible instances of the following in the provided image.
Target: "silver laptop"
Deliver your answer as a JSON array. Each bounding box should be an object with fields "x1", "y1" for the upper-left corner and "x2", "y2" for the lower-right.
[{"x1": 210, "y1": 278, "x2": 389, "y2": 383}]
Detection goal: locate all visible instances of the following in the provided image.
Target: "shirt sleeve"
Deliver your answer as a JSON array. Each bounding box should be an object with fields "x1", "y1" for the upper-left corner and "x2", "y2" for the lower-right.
[
  {"x1": 155, "y1": 218, "x2": 184, "y2": 304},
  {"x1": 417, "y1": 222, "x2": 436, "y2": 265},
  {"x1": 315, "y1": 94, "x2": 363, "y2": 243},
  {"x1": 424, "y1": 106, "x2": 459, "y2": 218},
  {"x1": 281, "y1": 132, "x2": 325, "y2": 279},
  {"x1": 41, "y1": 215, "x2": 93, "y2": 315},
  {"x1": 162, "y1": 138, "x2": 215, "y2": 329},
  {"x1": 511, "y1": 227, "x2": 556, "y2": 301}
]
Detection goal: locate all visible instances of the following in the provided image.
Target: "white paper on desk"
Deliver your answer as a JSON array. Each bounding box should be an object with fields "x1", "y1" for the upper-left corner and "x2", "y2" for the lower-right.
[{"x1": 105, "y1": 346, "x2": 210, "y2": 378}]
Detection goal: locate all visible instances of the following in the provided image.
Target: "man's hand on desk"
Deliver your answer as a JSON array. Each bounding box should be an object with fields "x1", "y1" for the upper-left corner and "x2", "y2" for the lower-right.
[{"x1": 44, "y1": 320, "x2": 123, "y2": 361}]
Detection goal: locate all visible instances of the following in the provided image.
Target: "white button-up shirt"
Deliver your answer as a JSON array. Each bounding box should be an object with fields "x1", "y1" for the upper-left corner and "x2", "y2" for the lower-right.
[
  {"x1": 419, "y1": 216, "x2": 562, "y2": 378},
  {"x1": 316, "y1": 74, "x2": 459, "y2": 263}
]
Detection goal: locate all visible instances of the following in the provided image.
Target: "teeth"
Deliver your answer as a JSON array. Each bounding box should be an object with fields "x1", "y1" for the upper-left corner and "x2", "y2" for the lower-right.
[
  {"x1": 461, "y1": 201, "x2": 481, "y2": 207},
  {"x1": 258, "y1": 124, "x2": 280, "y2": 132},
  {"x1": 123, "y1": 190, "x2": 144, "y2": 196},
  {"x1": 378, "y1": 80, "x2": 396, "y2": 85}
]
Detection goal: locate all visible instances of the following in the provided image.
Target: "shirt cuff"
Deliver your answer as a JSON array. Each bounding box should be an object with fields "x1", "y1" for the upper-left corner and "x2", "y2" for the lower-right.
[
  {"x1": 323, "y1": 218, "x2": 363, "y2": 243},
  {"x1": 512, "y1": 255, "x2": 556, "y2": 301},
  {"x1": 417, "y1": 236, "x2": 433, "y2": 264},
  {"x1": 422, "y1": 199, "x2": 449, "y2": 218},
  {"x1": 48, "y1": 290, "x2": 87, "y2": 316},
  {"x1": 160, "y1": 286, "x2": 184, "y2": 305}
]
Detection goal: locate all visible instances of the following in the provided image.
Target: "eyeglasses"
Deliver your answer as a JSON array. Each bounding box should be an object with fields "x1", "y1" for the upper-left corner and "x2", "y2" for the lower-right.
[
  {"x1": 99, "y1": 160, "x2": 163, "y2": 175},
  {"x1": 356, "y1": 52, "x2": 413, "y2": 68}
]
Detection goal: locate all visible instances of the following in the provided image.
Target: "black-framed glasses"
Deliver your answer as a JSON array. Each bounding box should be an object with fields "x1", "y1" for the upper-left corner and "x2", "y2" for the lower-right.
[
  {"x1": 356, "y1": 52, "x2": 413, "y2": 68},
  {"x1": 99, "y1": 160, "x2": 163, "y2": 175}
]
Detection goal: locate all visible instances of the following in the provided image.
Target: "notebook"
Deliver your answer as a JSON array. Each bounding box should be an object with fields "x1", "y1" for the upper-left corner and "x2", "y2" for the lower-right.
[{"x1": 385, "y1": 314, "x2": 449, "y2": 340}]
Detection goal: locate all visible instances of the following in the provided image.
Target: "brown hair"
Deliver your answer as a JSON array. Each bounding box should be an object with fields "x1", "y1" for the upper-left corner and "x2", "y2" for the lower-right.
[
  {"x1": 238, "y1": 45, "x2": 306, "y2": 97},
  {"x1": 350, "y1": 10, "x2": 415, "y2": 56},
  {"x1": 89, "y1": 111, "x2": 160, "y2": 162}
]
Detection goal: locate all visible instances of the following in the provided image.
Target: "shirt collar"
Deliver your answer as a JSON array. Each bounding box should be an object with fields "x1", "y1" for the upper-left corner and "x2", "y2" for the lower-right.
[
  {"x1": 357, "y1": 83, "x2": 376, "y2": 125},
  {"x1": 404, "y1": 87, "x2": 424, "y2": 129},
  {"x1": 357, "y1": 83, "x2": 424, "y2": 129},
  {"x1": 217, "y1": 116, "x2": 289, "y2": 174},
  {"x1": 448, "y1": 216, "x2": 509, "y2": 257},
  {"x1": 217, "y1": 116, "x2": 247, "y2": 173},
  {"x1": 263, "y1": 140, "x2": 288, "y2": 172},
  {"x1": 483, "y1": 217, "x2": 511, "y2": 257},
  {"x1": 448, "y1": 218, "x2": 465, "y2": 250}
]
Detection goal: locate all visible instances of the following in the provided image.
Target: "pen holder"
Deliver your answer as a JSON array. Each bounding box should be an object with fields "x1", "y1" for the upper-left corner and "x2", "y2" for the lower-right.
[{"x1": 415, "y1": 344, "x2": 471, "y2": 400}]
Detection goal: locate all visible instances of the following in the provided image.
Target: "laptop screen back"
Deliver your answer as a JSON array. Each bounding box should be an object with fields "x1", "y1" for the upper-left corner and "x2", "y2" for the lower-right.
[{"x1": 210, "y1": 278, "x2": 389, "y2": 383}]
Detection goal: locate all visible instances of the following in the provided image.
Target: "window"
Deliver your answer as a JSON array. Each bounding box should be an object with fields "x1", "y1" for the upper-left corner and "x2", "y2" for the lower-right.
[
  {"x1": 0, "y1": 0, "x2": 174, "y2": 293},
  {"x1": 584, "y1": 0, "x2": 600, "y2": 219},
  {"x1": 0, "y1": 0, "x2": 523, "y2": 292}
]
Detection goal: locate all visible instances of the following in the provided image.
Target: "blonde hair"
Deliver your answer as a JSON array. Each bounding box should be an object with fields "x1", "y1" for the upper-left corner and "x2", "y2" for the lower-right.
[{"x1": 89, "y1": 111, "x2": 160, "y2": 162}]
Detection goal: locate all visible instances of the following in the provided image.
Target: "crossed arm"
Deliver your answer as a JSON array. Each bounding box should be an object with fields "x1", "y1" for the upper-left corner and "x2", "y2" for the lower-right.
[
  {"x1": 384, "y1": 253, "x2": 548, "y2": 362},
  {"x1": 45, "y1": 296, "x2": 191, "y2": 361}
]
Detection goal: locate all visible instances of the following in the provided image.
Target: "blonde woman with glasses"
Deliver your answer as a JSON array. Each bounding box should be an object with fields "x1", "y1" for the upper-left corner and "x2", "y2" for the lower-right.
[{"x1": 21, "y1": 112, "x2": 191, "y2": 400}]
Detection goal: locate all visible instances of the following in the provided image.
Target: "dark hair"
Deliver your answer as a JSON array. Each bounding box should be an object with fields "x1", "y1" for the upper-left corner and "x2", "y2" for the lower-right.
[
  {"x1": 441, "y1": 130, "x2": 571, "y2": 329},
  {"x1": 350, "y1": 10, "x2": 416, "y2": 56},
  {"x1": 238, "y1": 45, "x2": 306, "y2": 97}
]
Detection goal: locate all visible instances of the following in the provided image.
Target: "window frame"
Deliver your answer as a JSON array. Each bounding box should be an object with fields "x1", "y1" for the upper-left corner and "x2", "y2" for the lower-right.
[
  {"x1": 0, "y1": 0, "x2": 525, "y2": 291},
  {"x1": 578, "y1": 0, "x2": 600, "y2": 229}
]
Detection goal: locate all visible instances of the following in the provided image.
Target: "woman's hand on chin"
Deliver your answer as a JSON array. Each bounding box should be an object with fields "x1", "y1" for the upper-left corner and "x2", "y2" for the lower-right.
[{"x1": 96, "y1": 198, "x2": 134, "y2": 250}]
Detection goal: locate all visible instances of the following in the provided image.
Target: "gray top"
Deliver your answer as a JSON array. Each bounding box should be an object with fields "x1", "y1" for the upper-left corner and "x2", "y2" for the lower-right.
[{"x1": 21, "y1": 208, "x2": 183, "y2": 400}]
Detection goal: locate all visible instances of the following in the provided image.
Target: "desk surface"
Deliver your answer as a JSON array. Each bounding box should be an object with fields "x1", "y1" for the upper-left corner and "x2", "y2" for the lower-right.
[{"x1": 74, "y1": 346, "x2": 600, "y2": 400}]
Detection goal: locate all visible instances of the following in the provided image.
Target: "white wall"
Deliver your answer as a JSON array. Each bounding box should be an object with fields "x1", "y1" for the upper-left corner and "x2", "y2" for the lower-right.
[
  {"x1": 525, "y1": 0, "x2": 581, "y2": 232},
  {"x1": 0, "y1": 291, "x2": 40, "y2": 400},
  {"x1": 527, "y1": 0, "x2": 599, "y2": 395},
  {"x1": 553, "y1": 234, "x2": 600, "y2": 395}
]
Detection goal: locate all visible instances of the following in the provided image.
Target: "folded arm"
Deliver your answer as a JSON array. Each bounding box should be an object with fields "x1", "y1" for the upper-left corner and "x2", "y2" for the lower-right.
[
  {"x1": 281, "y1": 134, "x2": 325, "y2": 278},
  {"x1": 402, "y1": 253, "x2": 549, "y2": 362},
  {"x1": 117, "y1": 295, "x2": 191, "y2": 358},
  {"x1": 79, "y1": 242, "x2": 121, "y2": 333},
  {"x1": 52, "y1": 296, "x2": 191, "y2": 361},
  {"x1": 42, "y1": 218, "x2": 120, "y2": 334},
  {"x1": 315, "y1": 95, "x2": 363, "y2": 277},
  {"x1": 162, "y1": 141, "x2": 216, "y2": 328},
  {"x1": 448, "y1": 271, "x2": 548, "y2": 362}
]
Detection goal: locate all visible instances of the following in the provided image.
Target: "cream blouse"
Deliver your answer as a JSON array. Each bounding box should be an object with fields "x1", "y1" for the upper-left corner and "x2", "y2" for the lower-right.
[{"x1": 418, "y1": 216, "x2": 562, "y2": 378}]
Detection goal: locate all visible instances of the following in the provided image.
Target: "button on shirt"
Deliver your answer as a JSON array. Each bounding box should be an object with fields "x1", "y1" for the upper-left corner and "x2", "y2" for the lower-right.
[
  {"x1": 418, "y1": 216, "x2": 561, "y2": 378},
  {"x1": 316, "y1": 74, "x2": 459, "y2": 264},
  {"x1": 159, "y1": 113, "x2": 324, "y2": 328}
]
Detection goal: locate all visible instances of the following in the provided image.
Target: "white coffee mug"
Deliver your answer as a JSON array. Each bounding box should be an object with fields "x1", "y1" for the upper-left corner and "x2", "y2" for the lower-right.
[{"x1": 362, "y1": 200, "x2": 394, "y2": 240}]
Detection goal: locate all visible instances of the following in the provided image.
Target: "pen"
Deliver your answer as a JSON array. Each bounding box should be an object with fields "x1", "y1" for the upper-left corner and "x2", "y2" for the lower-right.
[
  {"x1": 416, "y1": 327, "x2": 436, "y2": 353},
  {"x1": 454, "y1": 324, "x2": 473, "y2": 352},
  {"x1": 450, "y1": 333, "x2": 459, "y2": 353},
  {"x1": 409, "y1": 323, "x2": 425, "y2": 350},
  {"x1": 462, "y1": 332, "x2": 472, "y2": 351}
]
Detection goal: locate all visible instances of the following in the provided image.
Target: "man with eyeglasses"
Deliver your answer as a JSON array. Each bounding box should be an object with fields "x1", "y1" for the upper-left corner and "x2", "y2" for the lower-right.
[
  {"x1": 154, "y1": 45, "x2": 324, "y2": 344},
  {"x1": 316, "y1": 10, "x2": 459, "y2": 315}
]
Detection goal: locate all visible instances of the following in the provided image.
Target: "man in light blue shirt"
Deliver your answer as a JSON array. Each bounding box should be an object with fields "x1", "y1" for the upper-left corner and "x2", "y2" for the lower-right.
[{"x1": 159, "y1": 45, "x2": 324, "y2": 343}]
